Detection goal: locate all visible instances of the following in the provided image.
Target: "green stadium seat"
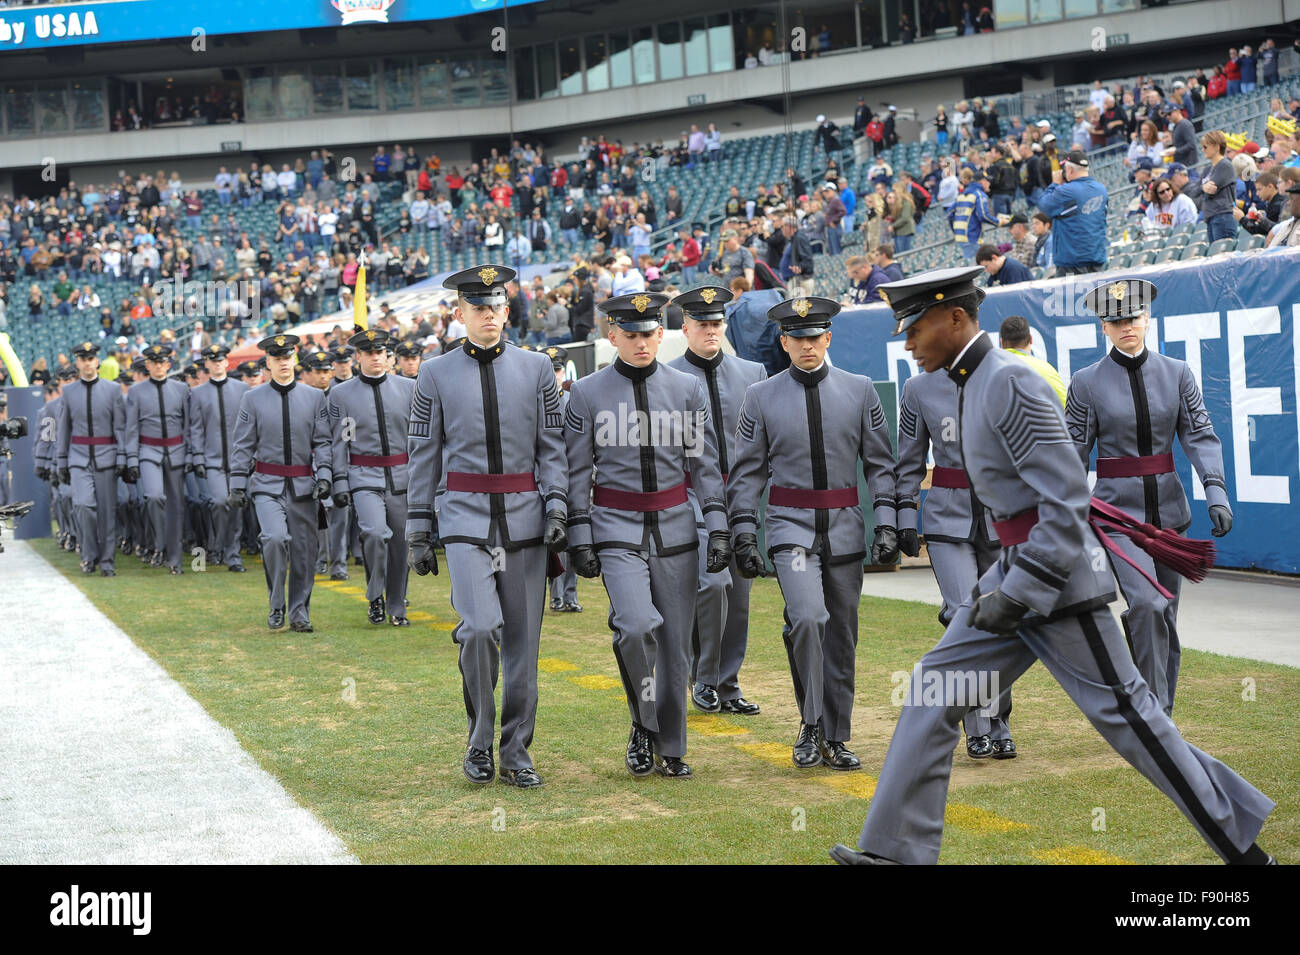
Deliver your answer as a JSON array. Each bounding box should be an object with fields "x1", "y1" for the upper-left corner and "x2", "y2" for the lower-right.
[
  {"x1": 1240, "y1": 233, "x2": 1266, "y2": 251},
  {"x1": 1180, "y1": 241, "x2": 1207, "y2": 260},
  {"x1": 1132, "y1": 250, "x2": 1158, "y2": 266},
  {"x1": 1153, "y1": 248, "x2": 1181, "y2": 264},
  {"x1": 1205, "y1": 238, "x2": 1236, "y2": 256}
]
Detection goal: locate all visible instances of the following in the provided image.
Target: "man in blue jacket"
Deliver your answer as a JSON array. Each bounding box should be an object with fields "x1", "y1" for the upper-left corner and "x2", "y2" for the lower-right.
[
  {"x1": 947, "y1": 171, "x2": 999, "y2": 261},
  {"x1": 1035, "y1": 149, "x2": 1108, "y2": 275}
]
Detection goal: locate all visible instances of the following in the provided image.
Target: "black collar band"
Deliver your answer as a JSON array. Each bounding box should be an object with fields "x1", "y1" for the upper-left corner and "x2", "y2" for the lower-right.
[
  {"x1": 789, "y1": 362, "x2": 829, "y2": 387},
  {"x1": 270, "y1": 379, "x2": 295, "y2": 394},
  {"x1": 1108, "y1": 346, "x2": 1148, "y2": 369},
  {"x1": 361, "y1": 372, "x2": 387, "y2": 385},
  {"x1": 684, "y1": 348, "x2": 724, "y2": 372},
  {"x1": 464, "y1": 338, "x2": 506, "y2": 364},
  {"x1": 614, "y1": 358, "x2": 658, "y2": 382},
  {"x1": 946, "y1": 332, "x2": 993, "y2": 387}
]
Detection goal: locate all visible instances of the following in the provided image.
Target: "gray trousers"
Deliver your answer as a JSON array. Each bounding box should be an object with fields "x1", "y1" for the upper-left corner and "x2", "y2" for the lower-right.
[
  {"x1": 329, "y1": 502, "x2": 351, "y2": 575},
  {"x1": 927, "y1": 540, "x2": 1012, "y2": 741},
  {"x1": 446, "y1": 541, "x2": 546, "y2": 769},
  {"x1": 255, "y1": 494, "x2": 317, "y2": 626},
  {"x1": 70, "y1": 466, "x2": 117, "y2": 569},
  {"x1": 857, "y1": 602, "x2": 1275, "y2": 865},
  {"x1": 690, "y1": 522, "x2": 753, "y2": 701},
  {"x1": 1106, "y1": 528, "x2": 1183, "y2": 716},
  {"x1": 601, "y1": 547, "x2": 697, "y2": 758},
  {"x1": 140, "y1": 460, "x2": 185, "y2": 570},
  {"x1": 0, "y1": 458, "x2": 9, "y2": 505},
  {"x1": 548, "y1": 552, "x2": 578, "y2": 604},
  {"x1": 204, "y1": 469, "x2": 244, "y2": 567},
  {"x1": 774, "y1": 550, "x2": 862, "y2": 743},
  {"x1": 353, "y1": 489, "x2": 409, "y2": 607}
]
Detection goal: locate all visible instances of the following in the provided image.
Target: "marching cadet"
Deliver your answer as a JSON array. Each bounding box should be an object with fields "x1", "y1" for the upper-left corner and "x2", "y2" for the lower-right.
[
  {"x1": 56, "y1": 341, "x2": 127, "y2": 576},
  {"x1": 330, "y1": 344, "x2": 355, "y2": 385},
  {"x1": 406, "y1": 265, "x2": 569, "y2": 788},
  {"x1": 237, "y1": 360, "x2": 264, "y2": 386},
  {"x1": 188, "y1": 344, "x2": 251, "y2": 572},
  {"x1": 35, "y1": 372, "x2": 77, "y2": 552},
  {"x1": 228, "y1": 334, "x2": 334, "y2": 632},
  {"x1": 1066, "y1": 279, "x2": 1233, "y2": 715},
  {"x1": 543, "y1": 347, "x2": 581, "y2": 614},
  {"x1": 120, "y1": 358, "x2": 149, "y2": 558},
  {"x1": 666, "y1": 286, "x2": 767, "y2": 716},
  {"x1": 301, "y1": 349, "x2": 335, "y2": 392},
  {"x1": 328, "y1": 328, "x2": 416, "y2": 626},
  {"x1": 395, "y1": 340, "x2": 423, "y2": 379},
  {"x1": 299, "y1": 349, "x2": 350, "y2": 581},
  {"x1": 895, "y1": 366, "x2": 1015, "y2": 758},
  {"x1": 728, "y1": 296, "x2": 899, "y2": 770},
  {"x1": 565, "y1": 291, "x2": 730, "y2": 779},
  {"x1": 124, "y1": 344, "x2": 191, "y2": 574},
  {"x1": 833, "y1": 266, "x2": 1275, "y2": 865},
  {"x1": 180, "y1": 365, "x2": 212, "y2": 556}
]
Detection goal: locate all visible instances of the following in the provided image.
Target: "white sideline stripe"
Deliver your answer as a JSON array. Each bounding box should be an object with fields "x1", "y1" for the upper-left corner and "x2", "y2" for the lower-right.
[{"x1": 0, "y1": 541, "x2": 357, "y2": 864}]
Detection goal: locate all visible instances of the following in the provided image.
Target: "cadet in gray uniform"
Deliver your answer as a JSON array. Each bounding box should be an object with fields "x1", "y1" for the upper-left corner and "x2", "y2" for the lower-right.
[
  {"x1": 566, "y1": 291, "x2": 730, "y2": 780},
  {"x1": 395, "y1": 340, "x2": 423, "y2": 379},
  {"x1": 667, "y1": 286, "x2": 767, "y2": 716},
  {"x1": 189, "y1": 344, "x2": 251, "y2": 572},
  {"x1": 1066, "y1": 279, "x2": 1233, "y2": 716},
  {"x1": 896, "y1": 368, "x2": 1015, "y2": 759},
  {"x1": 35, "y1": 374, "x2": 76, "y2": 551},
  {"x1": 544, "y1": 347, "x2": 582, "y2": 614},
  {"x1": 328, "y1": 328, "x2": 416, "y2": 626},
  {"x1": 832, "y1": 266, "x2": 1275, "y2": 866},
  {"x1": 728, "y1": 297, "x2": 899, "y2": 770},
  {"x1": 122, "y1": 359, "x2": 149, "y2": 558},
  {"x1": 57, "y1": 341, "x2": 127, "y2": 576},
  {"x1": 228, "y1": 334, "x2": 333, "y2": 632},
  {"x1": 330, "y1": 343, "x2": 363, "y2": 569},
  {"x1": 300, "y1": 349, "x2": 349, "y2": 580},
  {"x1": 407, "y1": 265, "x2": 569, "y2": 789},
  {"x1": 124, "y1": 344, "x2": 191, "y2": 574}
]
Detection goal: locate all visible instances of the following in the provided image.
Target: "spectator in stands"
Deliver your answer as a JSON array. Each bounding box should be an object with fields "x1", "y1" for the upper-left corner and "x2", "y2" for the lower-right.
[
  {"x1": 1036, "y1": 149, "x2": 1107, "y2": 275},
  {"x1": 976, "y1": 244, "x2": 1032, "y2": 286},
  {"x1": 1089, "y1": 80, "x2": 1110, "y2": 113},
  {"x1": 687, "y1": 124, "x2": 706, "y2": 167},
  {"x1": 676, "y1": 227, "x2": 702, "y2": 285},
  {"x1": 841, "y1": 255, "x2": 872, "y2": 306},
  {"x1": 867, "y1": 244, "x2": 902, "y2": 296},
  {"x1": 948, "y1": 168, "x2": 997, "y2": 261},
  {"x1": 985, "y1": 143, "x2": 1017, "y2": 215},
  {"x1": 1240, "y1": 46, "x2": 1258, "y2": 94},
  {"x1": 936, "y1": 160, "x2": 960, "y2": 213},
  {"x1": 885, "y1": 184, "x2": 916, "y2": 254},
  {"x1": 976, "y1": 6, "x2": 994, "y2": 32},
  {"x1": 705, "y1": 123, "x2": 723, "y2": 163},
  {"x1": 999, "y1": 315, "x2": 1066, "y2": 404},
  {"x1": 611, "y1": 255, "x2": 646, "y2": 296},
  {"x1": 1265, "y1": 182, "x2": 1300, "y2": 247},
  {"x1": 1006, "y1": 212, "x2": 1035, "y2": 267},
  {"x1": 1259, "y1": 39, "x2": 1279, "y2": 87},
  {"x1": 1165, "y1": 103, "x2": 1199, "y2": 166},
  {"x1": 778, "y1": 217, "x2": 815, "y2": 295},
  {"x1": 933, "y1": 106, "x2": 950, "y2": 151},
  {"x1": 543, "y1": 290, "x2": 571, "y2": 346},
  {"x1": 1199, "y1": 130, "x2": 1239, "y2": 242},
  {"x1": 1207, "y1": 65, "x2": 1227, "y2": 100},
  {"x1": 1129, "y1": 120, "x2": 1165, "y2": 167},
  {"x1": 1237, "y1": 171, "x2": 1284, "y2": 235},
  {"x1": 276, "y1": 164, "x2": 297, "y2": 197}
]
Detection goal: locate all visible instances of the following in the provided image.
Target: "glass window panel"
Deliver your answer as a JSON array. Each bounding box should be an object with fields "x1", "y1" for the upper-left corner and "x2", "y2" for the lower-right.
[
  {"x1": 609, "y1": 32, "x2": 632, "y2": 88},
  {"x1": 1101, "y1": 0, "x2": 1137, "y2": 10},
  {"x1": 346, "y1": 61, "x2": 378, "y2": 111},
  {"x1": 512, "y1": 48, "x2": 536, "y2": 102},
  {"x1": 537, "y1": 43, "x2": 559, "y2": 99},
  {"x1": 559, "y1": 38, "x2": 583, "y2": 95},
  {"x1": 482, "y1": 55, "x2": 509, "y2": 105},
  {"x1": 5, "y1": 84, "x2": 35, "y2": 136},
  {"x1": 383, "y1": 58, "x2": 415, "y2": 110},
  {"x1": 277, "y1": 69, "x2": 309, "y2": 119},
  {"x1": 683, "y1": 18, "x2": 709, "y2": 77},
  {"x1": 71, "y1": 81, "x2": 105, "y2": 131},
  {"x1": 449, "y1": 55, "x2": 481, "y2": 106},
  {"x1": 658, "y1": 22, "x2": 684, "y2": 81},
  {"x1": 420, "y1": 55, "x2": 451, "y2": 107},
  {"x1": 1063, "y1": 0, "x2": 1097, "y2": 17},
  {"x1": 707, "y1": 14, "x2": 733, "y2": 72},
  {"x1": 37, "y1": 83, "x2": 69, "y2": 135},
  {"x1": 584, "y1": 35, "x2": 609, "y2": 92},
  {"x1": 732, "y1": 7, "x2": 782, "y2": 65},
  {"x1": 244, "y1": 70, "x2": 274, "y2": 121},
  {"x1": 1027, "y1": 0, "x2": 1062, "y2": 23},
  {"x1": 313, "y1": 64, "x2": 344, "y2": 114},
  {"x1": 992, "y1": 0, "x2": 1027, "y2": 29},
  {"x1": 632, "y1": 26, "x2": 656, "y2": 84}
]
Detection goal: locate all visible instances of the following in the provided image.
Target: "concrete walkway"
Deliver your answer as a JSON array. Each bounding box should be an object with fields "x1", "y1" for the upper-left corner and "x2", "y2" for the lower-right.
[
  {"x1": 863, "y1": 564, "x2": 1300, "y2": 669},
  {"x1": 0, "y1": 541, "x2": 356, "y2": 864}
]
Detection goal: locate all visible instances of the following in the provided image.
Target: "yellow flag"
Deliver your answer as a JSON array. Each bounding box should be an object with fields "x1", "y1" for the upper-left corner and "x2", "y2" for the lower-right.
[{"x1": 353, "y1": 262, "x2": 368, "y2": 330}]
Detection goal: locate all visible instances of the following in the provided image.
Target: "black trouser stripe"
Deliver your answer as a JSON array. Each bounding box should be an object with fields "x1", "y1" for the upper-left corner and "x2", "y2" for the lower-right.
[{"x1": 1076, "y1": 612, "x2": 1241, "y2": 861}]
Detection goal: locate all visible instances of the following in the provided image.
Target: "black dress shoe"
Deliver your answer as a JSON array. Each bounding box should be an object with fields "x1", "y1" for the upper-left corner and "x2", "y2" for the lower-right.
[
  {"x1": 692, "y1": 682, "x2": 721, "y2": 713},
  {"x1": 290, "y1": 621, "x2": 314, "y2": 633},
  {"x1": 720, "y1": 697, "x2": 761, "y2": 715},
  {"x1": 464, "y1": 747, "x2": 494, "y2": 784},
  {"x1": 330, "y1": 571, "x2": 349, "y2": 581},
  {"x1": 268, "y1": 609, "x2": 285, "y2": 630},
  {"x1": 368, "y1": 596, "x2": 386, "y2": 625},
  {"x1": 992, "y1": 738, "x2": 1018, "y2": 759},
  {"x1": 654, "y1": 756, "x2": 693, "y2": 778},
  {"x1": 793, "y1": 723, "x2": 824, "y2": 768},
  {"x1": 549, "y1": 598, "x2": 563, "y2": 611},
  {"x1": 819, "y1": 739, "x2": 862, "y2": 771},
  {"x1": 227, "y1": 564, "x2": 247, "y2": 573},
  {"x1": 80, "y1": 561, "x2": 96, "y2": 575},
  {"x1": 563, "y1": 601, "x2": 583, "y2": 613},
  {"x1": 625, "y1": 724, "x2": 654, "y2": 777},
  {"x1": 389, "y1": 616, "x2": 410, "y2": 627},
  {"x1": 829, "y1": 844, "x2": 902, "y2": 865},
  {"x1": 499, "y1": 767, "x2": 543, "y2": 788},
  {"x1": 100, "y1": 568, "x2": 116, "y2": 577},
  {"x1": 150, "y1": 552, "x2": 164, "y2": 568},
  {"x1": 967, "y1": 735, "x2": 995, "y2": 759},
  {"x1": 169, "y1": 566, "x2": 183, "y2": 575}
]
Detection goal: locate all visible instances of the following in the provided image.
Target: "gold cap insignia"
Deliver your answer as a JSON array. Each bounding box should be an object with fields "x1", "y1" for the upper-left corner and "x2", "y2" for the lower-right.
[
  {"x1": 316, "y1": 352, "x2": 326, "y2": 360},
  {"x1": 1110, "y1": 282, "x2": 1128, "y2": 301},
  {"x1": 632, "y1": 294, "x2": 651, "y2": 313},
  {"x1": 699, "y1": 288, "x2": 717, "y2": 305},
  {"x1": 934, "y1": 292, "x2": 944, "y2": 301},
  {"x1": 477, "y1": 266, "x2": 499, "y2": 286},
  {"x1": 792, "y1": 298, "x2": 811, "y2": 318},
  {"x1": 82, "y1": 342, "x2": 93, "y2": 351},
  {"x1": 366, "y1": 330, "x2": 376, "y2": 340},
  {"x1": 275, "y1": 335, "x2": 286, "y2": 346}
]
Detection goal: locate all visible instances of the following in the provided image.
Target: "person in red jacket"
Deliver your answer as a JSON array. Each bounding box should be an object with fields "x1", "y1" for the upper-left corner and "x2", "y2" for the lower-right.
[
  {"x1": 1207, "y1": 66, "x2": 1228, "y2": 100},
  {"x1": 677, "y1": 226, "x2": 702, "y2": 284},
  {"x1": 445, "y1": 167, "x2": 465, "y2": 209},
  {"x1": 1225, "y1": 48, "x2": 1242, "y2": 95}
]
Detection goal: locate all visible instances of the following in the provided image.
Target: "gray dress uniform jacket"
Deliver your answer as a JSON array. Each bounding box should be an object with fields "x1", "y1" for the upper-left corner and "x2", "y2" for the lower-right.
[
  {"x1": 35, "y1": 396, "x2": 59, "y2": 472},
  {"x1": 1065, "y1": 347, "x2": 1230, "y2": 530},
  {"x1": 407, "y1": 342, "x2": 567, "y2": 546},
  {"x1": 125, "y1": 377, "x2": 191, "y2": 469},
  {"x1": 188, "y1": 377, "x2": 251, "y2": 471},
  {"x1": 328, "y1": 372, "x2": 416, "y2": 496},
  {"x1": 228, "y1": 380, "x2": 333, "y2": 499},
  {"x1": 728, "y1": 362, "x2": 897, "y2": 563},
  {"x1": 56, "y1": 378, "x2": 126, "y2": 473}
]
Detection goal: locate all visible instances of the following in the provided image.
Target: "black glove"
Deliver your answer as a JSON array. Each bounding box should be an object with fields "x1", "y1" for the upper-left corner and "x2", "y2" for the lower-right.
[
  {"x1": 333, "y1": 491, "x2": 352, "y2": 509},
  {"x1": 543, "y1": 511, "x2": 567, "y2": 553},
  {"x1": 570, "y1": 544, "x2": 601, "y2": 578},
  {"x1": 871, "y1": 525, "x2": 899, "y2": 565},
  {"x1": 1209, "y1": 505, "x2": 1233, "y2": 538},
  {"x1": 314, "y1": 478, "x2": 332, "y2": 501},
  {"x1": 898, "y1": 527, "x2": 921, "y2": 558},
  {"x1": 228, "y1": 488, "x2": 249, "y2": 509},
  {"x1": 58, "y1": 467, "x2": 71, "y2": 486},
  {"x1": 970, "y1": 588, "x2": 1029, "y2": 635},
  {"x1": 125, "y1": 465, "x2": 140, "y2": 483},
  {"x1": 193, "y1": 464, "x2": 207, "y2": 479},
  {"x1": 733, "y1": 533, "x2": 767, "y2": 579},
  {"x1": 35, "y1": 466, "x2": 48, "y2": 481},
  {"x1": 706, "y1": 530, "x2": 732, "y2": 574},
  {"x1": 408, "y1": 531, "x2": 439, "y2": 576}
]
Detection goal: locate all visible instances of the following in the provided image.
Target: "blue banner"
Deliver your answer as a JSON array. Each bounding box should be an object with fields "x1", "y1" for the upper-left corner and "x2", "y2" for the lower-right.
[
  {"x1": 0, "y1": 0, "x2": 537, "y2": 52},
  {"x1": 829, "y1": 248, "x2": 1300, "y2": 574}
]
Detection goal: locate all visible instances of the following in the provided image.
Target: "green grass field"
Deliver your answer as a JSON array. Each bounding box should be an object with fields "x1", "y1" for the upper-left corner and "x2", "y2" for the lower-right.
[{"x1": 32, "y1": 538, "x2": 1299, "y2": 864}]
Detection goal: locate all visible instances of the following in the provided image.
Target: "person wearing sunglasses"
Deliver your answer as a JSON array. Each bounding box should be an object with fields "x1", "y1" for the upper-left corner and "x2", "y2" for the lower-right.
[{"x1": 1145, "y1": 176, "x2": 1198, "y2": 230}]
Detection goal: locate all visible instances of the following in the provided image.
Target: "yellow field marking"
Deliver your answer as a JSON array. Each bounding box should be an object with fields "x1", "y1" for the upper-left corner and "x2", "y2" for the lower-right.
[
  {"x1": 821, "y1": 772, "x2": 878, "y2": 799},
  {"x1": 736, "y1": 742, "x2": 793, "y2": 766},
  {"x1": 1030, "y1": 845, "x2": 1132, "y2": 865},
  {"x1": 686, "y1": 714, "x2": 751, "y2": 737},
  {"x1": 332, "y1": 586, "x2": 366, "y2": 596},
  {"x1": 538, "y1": 658, "x2": 580, "y2": 673},
  {"x1": 944, "y1": 803, "x2": 1032, "y2": 833},
  {"x1": 568, "y1": 674, "x2": 622, "y2": 691}
]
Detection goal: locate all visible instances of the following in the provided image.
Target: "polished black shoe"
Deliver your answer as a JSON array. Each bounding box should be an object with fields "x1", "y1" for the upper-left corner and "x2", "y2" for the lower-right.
[
  {"x1": 625, "y1": 724, "x2": 655, "y2": 777},
  {"x1": 967, "y1": 735, "x2": 995, "y2": 759},
  {"x1": 290, "y1": 620, "x2": 314, "y2": 633},
  {"x1": 389, "y1": 615, "x2": 410, "y2": 627},
  {"x1": 227, "y1": 563, "x2": 247, "y2": 573},
  {"x1": 720, "y1": 697, "x2": 761, "y2": 715},
  {"x1": 819, "y1": 739, "x2": 862, "y2": 771},
  {"x1": 268, "y1": 609, "x2": 286, "y2": 630},
  {"x1": 315, "y1": 564, "x2": 327, "y2": 575},
  {"x1": 830, "y1": 844, "x2": 902, "y2": 865},
  {"x1": 992, "y1": 738, "x2": 1018, "y2": 760},
  {"x1": 563, "y1": 601, "x2": 583, "y2": 613},
  {"x1": 549, "y1": 598, "x2": 563, "y2": 611},
  {"x1": 654, "y1": 756, "x2": 693, "y2": 779},
  {"x1": 793, "y1": 723, "x2": 824, "y2": 768},
  {"x1": 368, "y1": 596, "x2": 386, "y2": 625},
  {"x1": 80, "y1": 561, "x2": 96, "y2": 575},
  {"x1": 150, "y1": 551, "x2": 164, "y2": 568},
  {"x1": 499, "y1": 767, "x2": 543, "y2": 788},
  {"x1": 330, "y1": 571, "x2": 349, "y2": 581},
  {"x1": 353, "y1": 556, "x2": 365, "y2": 566},
  {"x1": 692, "y1": 682, "x2": 721, "y2": 713},
  {"x1": 464, "y1": 747, "x2": 494, "y2": 784},
  {"x1": 134, "y1": 544, "x2": 146, "y2": 558},
  {"x1": 169, "y1": 566, "x2": 183, "y2": 575},
  {"x1": 100, "y1": 568, "x2": 116, "y2": 577}
]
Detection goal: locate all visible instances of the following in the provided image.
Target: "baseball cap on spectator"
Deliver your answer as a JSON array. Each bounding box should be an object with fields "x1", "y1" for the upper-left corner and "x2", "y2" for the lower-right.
[
  {"x1": 721, "y1": 228, "x2": 738, "y2": 239},
  {"x1": 1042, "y1": 133, "x2": 1057, "y2": 145},
  {"x1": 1064, "y1": 148, "x2": 1089, "y2": 167},
  {"x1": 1158, "y1": 101, "x2": 1183, "y2": 117},
  {"x1": 1163, "y1": 162, "x2": 1188, "y2": 178},
  {"x1": 1035, "y1": 120, "x2": 1051, "y2": 129},
  {"x1": 1031, "y1": 142, "x2": 1043, "y2": 153},
  {"x1": 1129, "y1": 157, "x2": 1155, "y2": 181},
  {"x1": 1242, "y1": 141, "x2": 1262, "y2": 155},
  {"x1": 1007, "y1": 212, "x2": 1029, "y2": 226}
]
